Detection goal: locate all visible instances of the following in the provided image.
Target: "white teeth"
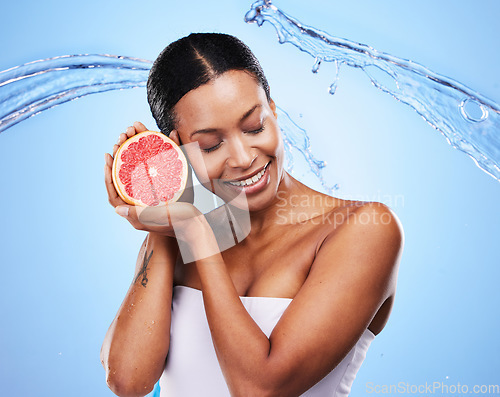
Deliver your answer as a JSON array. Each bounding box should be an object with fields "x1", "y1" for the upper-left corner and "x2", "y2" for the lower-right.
[{"x1": 227, "y1": 163, "x2": 269, "y2": 187}]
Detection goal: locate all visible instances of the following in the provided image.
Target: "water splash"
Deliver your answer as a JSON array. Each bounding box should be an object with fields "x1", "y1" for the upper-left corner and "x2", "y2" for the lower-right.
[
  {"x1": 277, "y1": 108, "x2": 338, "y2": 193},
  {"x1": 0, "y1": 54, "x2": 151, "y2": 133},
  {"x1": 245, "y1": 0, "x2": 500, "y2": 183},
  {"x1": 0, "y1": 54, "x2": 336, "y2": 193},
  {"x1": 3, "y1": 2, "x2": 498, "y2": 190}
]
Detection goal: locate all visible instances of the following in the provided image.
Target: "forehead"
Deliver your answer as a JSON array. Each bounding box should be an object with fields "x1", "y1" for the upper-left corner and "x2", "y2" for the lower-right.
[{"x1": 174, "y1": 70, "x2": 267, "y2": 132}]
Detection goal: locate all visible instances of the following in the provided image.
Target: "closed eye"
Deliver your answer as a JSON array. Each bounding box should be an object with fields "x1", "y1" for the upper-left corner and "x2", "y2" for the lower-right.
[
  {"x1": 202, "y1": 142, "x2": 222, "y2": 153},
  {"x1": 202, "y1": 121, "x2": 265, "y2": 153},
  {"x1": 245, "y1": 119, "x2": 266, "y2": 134},
  {"x1": 245, "y1": 125, "x2": 264, "y2": 134}
]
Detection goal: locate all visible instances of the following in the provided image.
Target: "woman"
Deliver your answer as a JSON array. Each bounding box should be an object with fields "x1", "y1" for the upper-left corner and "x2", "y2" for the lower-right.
[{"x1": 101, "y1": 33, "x2": 403, "y2": 397}]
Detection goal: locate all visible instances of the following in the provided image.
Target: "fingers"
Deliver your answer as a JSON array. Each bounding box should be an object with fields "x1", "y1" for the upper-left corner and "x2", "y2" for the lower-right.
[
  {"x1": 113, "y1": 129, "x2": 128, "y2": 157},
  {"x1": 104, "y1": 152, "x2": 127, "y2": 208},
  {"x1": 133, "y1": 121, "x2": 148, "y2": 133},
  {"x1": 136, "y1": 205, "x2": 172, "y2": 227},
  {"x1": 117, "y1": 129, "x2": 131, "y2": 148},
  {"x1": 114, "y1": 202, "x2": 202, "y2": 234},
  {"x1": 105, "y1": 152, "x2": 113, "y2": 168},
  {"x1": 115, "y1": 205, "x2": 146, "y2": 231},
  {"x1": 112, "y1": 143, "x2": 120, "y2": 157},
  {"x1": 116, "y1": 122, "x2": 149, "y2": 151},
  {"x1": 105, "y1": 122, "x2": 150, "y2": 209},
  {"x1": 115, "y1": 204, "x2": 175, "y2": 236}
]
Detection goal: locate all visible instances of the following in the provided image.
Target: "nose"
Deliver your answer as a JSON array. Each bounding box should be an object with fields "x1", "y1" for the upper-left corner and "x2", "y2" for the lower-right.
[{"x1": 226, "y1": 135, "x2": 256, "y2": 169}]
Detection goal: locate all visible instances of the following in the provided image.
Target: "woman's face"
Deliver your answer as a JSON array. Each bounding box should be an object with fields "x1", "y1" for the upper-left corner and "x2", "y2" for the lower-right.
[{"x1": 173, "y1": 70, "x2": 285, "y2": 212}]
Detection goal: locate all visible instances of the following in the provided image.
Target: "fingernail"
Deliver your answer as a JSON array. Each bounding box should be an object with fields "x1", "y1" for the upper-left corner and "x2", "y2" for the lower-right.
[{"x1": 116, "y1": 206, "x2": 129, "y2": 217}]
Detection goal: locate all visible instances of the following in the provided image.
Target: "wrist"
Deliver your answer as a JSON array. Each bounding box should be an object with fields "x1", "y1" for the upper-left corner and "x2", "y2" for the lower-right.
[{"x1": 178, "y1": 218, "x2": 220, "y2": 263}]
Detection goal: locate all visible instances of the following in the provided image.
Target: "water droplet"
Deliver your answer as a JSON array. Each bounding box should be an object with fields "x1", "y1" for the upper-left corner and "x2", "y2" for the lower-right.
[
  {"x1": 328, "y1": 82, "x2": 337, "y2": 95},
  {"x1": 460, "y1": 98, "x2": 488, "y2": 123},
  {"x1": 312, "y1": 58, "x2": 321, "y2": 73},
  {"x1": 445, "y1": 375, "x2": 449, "y2": 379},
  {"x1": 329, "y1": 60, "x2": 340, "y2": 95}
]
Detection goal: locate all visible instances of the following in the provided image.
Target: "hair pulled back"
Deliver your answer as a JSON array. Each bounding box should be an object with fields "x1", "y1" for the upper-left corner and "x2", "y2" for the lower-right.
[{"x1": 147, "y1": 33, "x2": 271, "y2": 135}]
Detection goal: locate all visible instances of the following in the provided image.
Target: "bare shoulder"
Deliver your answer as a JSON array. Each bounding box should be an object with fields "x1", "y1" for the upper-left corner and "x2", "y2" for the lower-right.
[
  {"x1": 327, "y1": 198, "x2": 403, "y2": 240},
  {"x1": 349, "y1": 200, "x2": 402, "y2": 229},
  {"x1": 264, "y1": 200, "x2": 404, "y2": 391},
  {"x1": 315, "y1": 199, "x2": 404, "y2": 285}
]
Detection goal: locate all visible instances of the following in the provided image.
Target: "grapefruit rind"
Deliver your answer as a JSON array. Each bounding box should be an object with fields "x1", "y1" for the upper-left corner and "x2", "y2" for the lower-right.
[{"x1": 111, "y1": 131, "x2": 188, "y2": 207}]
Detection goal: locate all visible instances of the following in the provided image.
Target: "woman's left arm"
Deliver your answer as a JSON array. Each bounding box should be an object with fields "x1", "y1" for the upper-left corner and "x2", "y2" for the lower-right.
[{"x1": 192, "y1": 202, "x2": 403, "y2": 397}]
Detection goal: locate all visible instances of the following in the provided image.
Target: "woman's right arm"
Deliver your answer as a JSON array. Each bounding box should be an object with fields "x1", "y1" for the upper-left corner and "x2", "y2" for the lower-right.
[
  {"x1": 101, "y1": 122, "x2": 177, "y2": 396},
  {"x1": 100, "y1": 232, "x2": 177, "y2": 397}
]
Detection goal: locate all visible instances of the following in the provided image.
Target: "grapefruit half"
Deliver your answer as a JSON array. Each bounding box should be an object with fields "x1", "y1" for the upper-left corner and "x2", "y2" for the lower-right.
[{"x1": 112, "y1": 131, "x2": 188, "y2": 207}]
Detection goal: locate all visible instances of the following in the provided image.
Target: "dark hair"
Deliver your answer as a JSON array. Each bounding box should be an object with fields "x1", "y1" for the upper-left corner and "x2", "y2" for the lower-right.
[{"x1": 147, "y1": 33, "x2": 271, "y2": 135}]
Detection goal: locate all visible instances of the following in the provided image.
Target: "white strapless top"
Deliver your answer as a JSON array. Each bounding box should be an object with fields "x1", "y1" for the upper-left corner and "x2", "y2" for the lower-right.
[{"x1": 159, "y1": 286, "x2": 375, "y2": 396}]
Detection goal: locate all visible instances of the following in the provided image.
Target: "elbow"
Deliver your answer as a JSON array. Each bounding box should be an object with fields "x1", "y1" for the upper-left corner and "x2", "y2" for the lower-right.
[
  {"x1": 101, "y1": 341, "x2": 160, "y2": 397},
  {"x1": 101, "y1": 352, "x2": 156, "y2": 397},
  {"x1": 105, "y1": 370, "x2": 156, "y2": 397}
]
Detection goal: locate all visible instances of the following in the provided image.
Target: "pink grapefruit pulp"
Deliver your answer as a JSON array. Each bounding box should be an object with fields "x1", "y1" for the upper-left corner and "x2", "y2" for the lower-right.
[{"x1": 112, "y1": 131, "x2": 188, "y2": 207}]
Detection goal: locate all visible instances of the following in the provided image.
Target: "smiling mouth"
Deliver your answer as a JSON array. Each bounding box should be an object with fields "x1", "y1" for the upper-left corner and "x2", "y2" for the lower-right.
[{"x1": 224, "y1": 161, "x2": 271, "y2": 187}]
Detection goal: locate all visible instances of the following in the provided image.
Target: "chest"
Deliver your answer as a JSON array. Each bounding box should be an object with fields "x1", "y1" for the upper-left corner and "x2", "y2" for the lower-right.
[{"x1": 175, "y1": 221, "x2": 328, "y2": 298}]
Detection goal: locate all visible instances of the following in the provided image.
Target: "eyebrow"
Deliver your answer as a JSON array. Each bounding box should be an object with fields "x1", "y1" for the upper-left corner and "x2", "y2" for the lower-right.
[{"x1": 190, "y1": 104, "x2": 262, "y2": 138}]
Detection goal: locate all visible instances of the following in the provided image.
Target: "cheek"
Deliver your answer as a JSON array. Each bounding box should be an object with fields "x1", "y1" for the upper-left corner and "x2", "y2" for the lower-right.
[
  {"x1": 265, "y1": 122, "x2": 284, "y2": 157},
  {"x1": 182, "y1": 140, "x2": 225, "y2": 182},
  {"x1": 265, "y1": 124, "x2": 285, "y2": 181},
  {"x1": 189, "y1": 152, "x2": 225, "y2": 186}
]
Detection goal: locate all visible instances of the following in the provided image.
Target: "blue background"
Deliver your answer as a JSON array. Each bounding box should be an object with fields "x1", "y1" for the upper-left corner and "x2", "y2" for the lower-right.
[{"x1": 0, "y1": 1, "x2": 499, "y2": 396}]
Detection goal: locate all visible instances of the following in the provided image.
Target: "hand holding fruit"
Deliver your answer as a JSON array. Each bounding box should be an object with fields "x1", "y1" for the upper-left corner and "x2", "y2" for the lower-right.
[
  {"x1": 104, "y1": 122, "x2": 202, "y2": 240},
  {"x1": 114, "y1": 201, "x2": 208, "y2": 243},
  {"x1": 105, "y1": 122, "x2": 194, "y2": 206}
]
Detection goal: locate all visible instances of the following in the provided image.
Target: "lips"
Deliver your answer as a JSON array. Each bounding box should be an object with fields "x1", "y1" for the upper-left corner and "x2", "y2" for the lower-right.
[
  {"x1": 221, "y1": 160, "x2": 271, "y2": 195},
  {"x1": 224, "y1": 161, "x2": 271, "y2": 186}
]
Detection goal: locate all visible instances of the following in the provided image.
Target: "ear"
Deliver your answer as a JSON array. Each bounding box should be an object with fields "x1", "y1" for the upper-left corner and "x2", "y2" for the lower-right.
[{"x1": 269, "y1": 98, "x2": 278, "y2": 119}]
